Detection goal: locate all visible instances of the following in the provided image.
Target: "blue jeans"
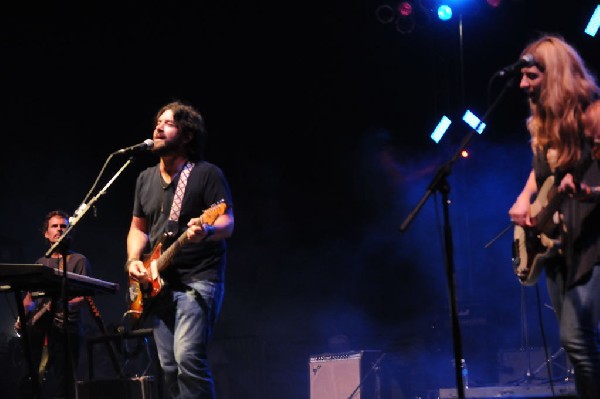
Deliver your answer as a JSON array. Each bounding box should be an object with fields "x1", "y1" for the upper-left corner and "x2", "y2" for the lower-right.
[
  {"x1": 546, "y1": 264, "x2": 600, "y2": 399},
  {"x1": 152, "y1": 281, "x2": 224, "y2": 399}
]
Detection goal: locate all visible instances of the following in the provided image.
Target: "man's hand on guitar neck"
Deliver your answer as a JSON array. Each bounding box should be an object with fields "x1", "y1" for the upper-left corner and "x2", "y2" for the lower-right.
[{"x1": 186, "y1": 218, "x2": 215, "y2": 243}]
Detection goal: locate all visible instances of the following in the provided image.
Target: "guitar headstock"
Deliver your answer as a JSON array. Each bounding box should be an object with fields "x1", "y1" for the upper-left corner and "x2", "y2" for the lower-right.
[{"x1": 199, "y1": 199, "x2": 227, "y2": 225}]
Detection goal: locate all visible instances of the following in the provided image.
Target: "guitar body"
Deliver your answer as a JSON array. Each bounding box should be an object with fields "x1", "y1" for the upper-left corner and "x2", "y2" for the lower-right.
[
  {"x1": 15, "y1": 299, "x2": 52, "y2": 336},
  {"x1": 512, "y1": 225, "x2": 560, "y2": 285},
  {"x1": 126, "y1": 200, "x2": 227, "y2": 323},
  {"x1": 127, "y1": 241, "x2": 167, "y2": 322},
  {"x1": 511, "y1": 175, "x2": 563, "y2": 285},
  {"x1": 512, "y1": 145, "x2": 598, "y2": 284}
]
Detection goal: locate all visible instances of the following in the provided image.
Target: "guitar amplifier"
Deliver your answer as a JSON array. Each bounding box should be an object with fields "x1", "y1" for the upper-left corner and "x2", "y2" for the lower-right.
[
  {"x1": 75, "y1": 376, "x2": 155, "y2": 399},
  {"x1": 309, "y1": 350, "x2": 383, "y2": 399}
]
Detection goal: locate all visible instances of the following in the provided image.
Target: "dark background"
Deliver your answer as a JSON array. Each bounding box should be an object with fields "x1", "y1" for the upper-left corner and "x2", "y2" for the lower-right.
[{"x1": 1, "y1": 1, "x2": 598, "y2": 398}]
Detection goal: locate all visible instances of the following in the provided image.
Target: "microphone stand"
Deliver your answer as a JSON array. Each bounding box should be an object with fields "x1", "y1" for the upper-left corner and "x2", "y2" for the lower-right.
[
  {"x1": 347, "y1": 352, "x2": 386, "y2": 399},
  {"x1": 399, "y1": 75, "x2": 517, "y2": 399},
  {"x1": 44, "y1": 156, "x2": 136, "y2": 398}
]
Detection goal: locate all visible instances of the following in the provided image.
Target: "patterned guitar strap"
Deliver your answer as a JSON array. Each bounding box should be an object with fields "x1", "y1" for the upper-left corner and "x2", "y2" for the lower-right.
[{"x1": 168, "y1": 161, "x2": 195, "y2": 229}]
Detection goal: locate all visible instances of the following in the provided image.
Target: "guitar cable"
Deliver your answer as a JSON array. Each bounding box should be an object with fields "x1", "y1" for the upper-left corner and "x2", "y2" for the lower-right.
[{"x1": 484, "y1": 222, "x2": 513, "y2": 249}]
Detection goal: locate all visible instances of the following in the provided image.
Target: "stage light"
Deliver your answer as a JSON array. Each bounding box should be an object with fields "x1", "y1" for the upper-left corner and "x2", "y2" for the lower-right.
[
  {"x1": 462, "y1": 110, "x2": 486, "y2": 134},
  {"x1": 584, "y1": 5, "x2": 600, "y2": 37},
  {"x1": 376, "y1": 0, "x2": 433, "y2": 34},
  {"x1": 431, "y1": 115, "x2": 452, "y2": 143},
  {"x1": 375, "y1": 4, "x2": 396, "y2": 24},
  {"x1": 437, "y1": 4, "x2": 452, "y2": 21},
  {"x1": 397, "y1": 1, "x2": 413, "y2": 17}
]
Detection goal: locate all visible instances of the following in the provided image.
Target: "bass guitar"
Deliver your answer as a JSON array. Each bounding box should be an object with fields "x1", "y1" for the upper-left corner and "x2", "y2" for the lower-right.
[
  {"x1": 126, "y1": 199, "x2": 227, "y2": 324},
  {"x1": 512, "y1": 175, "x2": 564, "y2": 286},
  {"x1": 512, "y1": 143, "x2": 598, "y2": 285}
]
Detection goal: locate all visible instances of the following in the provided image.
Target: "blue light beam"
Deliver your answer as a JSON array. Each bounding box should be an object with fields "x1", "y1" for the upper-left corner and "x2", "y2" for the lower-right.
[
  {"x1": 585, "y1": 5, "x2": 600, "y2": 37},
  {"x1": 462, "y1": 110, "x2": 486, "y2": 134},
  {"x1": 431, "y1": 115, "x2": 452, "y2": 143}
]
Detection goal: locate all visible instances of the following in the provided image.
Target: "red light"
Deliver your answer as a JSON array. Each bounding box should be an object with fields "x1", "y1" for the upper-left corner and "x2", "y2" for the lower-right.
[
  {"x1": 461, "y1": 150, "x2": 469, "y2": 158},
  {"x1": 398, "y1": 1, "x2": 413, "y2": 17},
  {"x1": 486, "y1": 0, "x2": 502, "y2": 8}
]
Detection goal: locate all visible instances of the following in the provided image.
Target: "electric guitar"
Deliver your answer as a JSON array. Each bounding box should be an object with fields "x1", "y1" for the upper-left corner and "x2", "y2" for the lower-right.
[
  {"x1": 512, "y1": 144, "x2": 598, "y2": 285},
  {"x1": 126, "y1": 199, "x2": 227, "y2": 323},
  {"x1": 512, "y1": 175, "x2": 564, "y2": 285},
  {"x1": 15, "y1": 299, "x2": 52, "y2": 336}
]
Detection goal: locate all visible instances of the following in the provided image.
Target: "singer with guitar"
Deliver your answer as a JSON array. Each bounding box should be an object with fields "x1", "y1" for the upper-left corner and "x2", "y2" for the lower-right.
[
  {"x1": 15, "y1": 210, "x2": 92, "y2": 399},
  {"x1": 125, "y1": 101, "x2": 234, "y2": 399},
  {"x1": 508, "y1": 36, "x2": 600, "y2": 399}
]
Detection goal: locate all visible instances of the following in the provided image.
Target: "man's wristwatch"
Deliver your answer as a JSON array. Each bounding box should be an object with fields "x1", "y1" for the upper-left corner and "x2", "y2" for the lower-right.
[{"x1": 206, "y1": 225, "x2": 215, "y2": 237}]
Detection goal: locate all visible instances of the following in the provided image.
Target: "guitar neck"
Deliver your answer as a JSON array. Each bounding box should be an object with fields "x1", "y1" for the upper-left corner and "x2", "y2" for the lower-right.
[
  {"x1": 27, "y1": 300, "x2": 52, "y2": 326},
  {"x1": 536, "y1": 151, "x2": 594, "y2": 228},
  {"x1": 156, "y1": 233, "x2": 189, "y2": 274},
  {"x1": 535, "y1": 190, "x2": 564, "y2": 228},
  {"x1": 153, "y1": 199, "x2": 226, "y2": 274}
]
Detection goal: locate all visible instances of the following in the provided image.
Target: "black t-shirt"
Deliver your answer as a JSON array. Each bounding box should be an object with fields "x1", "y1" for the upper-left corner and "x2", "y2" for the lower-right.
[{"x1": 132, "y1": 160, "x2": 233, "y2": 284}]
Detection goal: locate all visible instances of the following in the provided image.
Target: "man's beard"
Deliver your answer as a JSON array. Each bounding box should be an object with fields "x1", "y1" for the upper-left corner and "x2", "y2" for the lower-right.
[{"x1": 152, "y1": 139, "x2": 183, "y2": 157}]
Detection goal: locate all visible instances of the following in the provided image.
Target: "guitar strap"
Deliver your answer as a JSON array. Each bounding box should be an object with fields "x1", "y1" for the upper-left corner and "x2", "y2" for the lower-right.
[{"x1": 167, "y1": 161, "x2": 194, "y2": 232}]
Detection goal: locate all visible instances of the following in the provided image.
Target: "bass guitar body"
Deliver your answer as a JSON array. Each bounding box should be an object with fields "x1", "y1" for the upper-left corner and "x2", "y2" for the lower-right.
[
  {"x1": 511, "y1": 176, "x2": 562, "y2": 285},
  {"x1": 512, "y1": 225, "x2": 560, "y2": 285}
]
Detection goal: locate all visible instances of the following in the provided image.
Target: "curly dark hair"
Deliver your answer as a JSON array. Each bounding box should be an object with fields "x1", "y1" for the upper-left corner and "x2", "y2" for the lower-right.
[
  {"x1": 41, "y1": 210, "x2": 70, "y2": 233},
  {"x1": 155, "y1": 101, "x2": 207, "y2": 161}
]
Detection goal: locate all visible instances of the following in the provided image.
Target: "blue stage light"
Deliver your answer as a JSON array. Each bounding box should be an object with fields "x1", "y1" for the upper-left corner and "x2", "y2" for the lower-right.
[
  {"x1": 585, "y1": 5, "x2": 600, "y2": 37},
  {"x1": 462, "y1": 110, "x2": 486, "y2": 134},
  {"x1": 431, "y1": 116, "x2": 452, "y2": 143},
  {"x1": 437, "y1": 4, "x2": 453, "y2": 21}
]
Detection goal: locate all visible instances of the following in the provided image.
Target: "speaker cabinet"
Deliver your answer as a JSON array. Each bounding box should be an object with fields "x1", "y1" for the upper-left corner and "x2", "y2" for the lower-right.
[
  {"x1": 309, "y1": 350, "x2": 383, "y2": 399},
  {"x1": 75, "y1": 376, "x2": 155, "y2": 399}
]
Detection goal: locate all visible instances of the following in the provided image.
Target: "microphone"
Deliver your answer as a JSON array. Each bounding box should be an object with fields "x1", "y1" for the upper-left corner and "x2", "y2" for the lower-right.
[
  {"x1": 115, "y1": 139, "x2": 154, "y2": 155},
  {"x1": 497, "y1": 54, "x2": 536, "y2": 77}
]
